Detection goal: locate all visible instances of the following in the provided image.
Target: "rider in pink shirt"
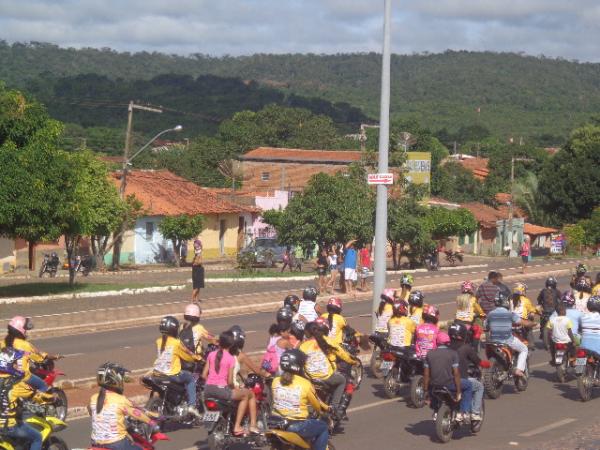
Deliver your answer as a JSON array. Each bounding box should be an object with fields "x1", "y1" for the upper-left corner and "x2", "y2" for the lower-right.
[{"x1": 415, "y1": 304, "x2": 440, "y2": 358}]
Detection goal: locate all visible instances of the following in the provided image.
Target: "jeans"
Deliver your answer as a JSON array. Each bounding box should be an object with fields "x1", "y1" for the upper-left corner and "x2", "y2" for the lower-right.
[
  {"x1": 4, "y1": 423, "x2": 43, "y2": 450},
  {"x1": 92, "y1": 438, "x2": 142, "y2": 449},
  {"x1": 321, "y1": 372, "x2": 346, "y2": 411},
  {"x1": 469, "y1": 377, "x2": 484, "y2": 414},
  {"x1": 507, "y1": 335, "x2": 528, "y2": 372},
  {"x1": 287, "y1": 419, "x2": 329, "y2": 450},
  {"x1": 26, "y1": 374, "x2": 48, "y2": 392},
  {"x1": 169, "y1": 370, "x2": 196, "y2": 406},
  {"x1": 447, "y1": 379, "x2": 473, "y2": 413}
]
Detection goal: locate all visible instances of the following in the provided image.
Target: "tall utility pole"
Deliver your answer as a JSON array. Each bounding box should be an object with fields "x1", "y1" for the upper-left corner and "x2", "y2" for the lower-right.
[
  {"x1": 120, "y1": 101, "x2": 163, "y2": 198},
  {"x1": 507, "y1": 156, "x2": 533, "y2": 256},
  {"x1": 372, "y1": 0, "x2": 392, "y2": 331}
]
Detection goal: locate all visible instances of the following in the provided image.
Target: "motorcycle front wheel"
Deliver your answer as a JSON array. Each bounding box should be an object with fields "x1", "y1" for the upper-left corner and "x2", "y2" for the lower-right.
[
  {"x1": 351, "y1": 359, "x2": 364, "y2": 388},
  {"x1": 49, "y1": 387, "x2": 68, "y2": 421},
  {"x1": 44, "y1": 436, "x2": 69, "y2": 450},
  {"x1": 370, "y1": 348, "x2": 384, "y2": 379}
]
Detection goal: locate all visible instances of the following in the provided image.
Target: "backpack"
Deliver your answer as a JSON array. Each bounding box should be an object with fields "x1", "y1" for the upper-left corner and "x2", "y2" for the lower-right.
[
  {"x1": 260, "y1": 343, "x2": 280, "y2": 375},
  {"x1": 179, "y1": 326, "x2": 199, "y2": 372},
  {"x1": 539, "y1": 288, "x2": 557, "y2": 312}
]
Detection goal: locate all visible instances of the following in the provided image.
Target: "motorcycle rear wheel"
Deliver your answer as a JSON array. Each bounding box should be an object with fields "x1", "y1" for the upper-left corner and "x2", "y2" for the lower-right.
[
  {"x1": 482, "y1": 361, "x2": 503, "y2": 399},
  {"x1": 435, "y1": 404, "x2": 454, "y2": 443},
  {"x1": 577, "y1": 366, "x2": 594, "y2": 402},
  {"x1": 409, "y1": 375, "x2": 426, "y2": 408},
  {"x1": 556, "y1": 360, "x2": 567, "y2": 383},
  {"x1": 207, "y1": 418, "x2": 227, "y2": 450},
  {"x1": 383, "y1": 367, "x2": 400, "y2": 399}
]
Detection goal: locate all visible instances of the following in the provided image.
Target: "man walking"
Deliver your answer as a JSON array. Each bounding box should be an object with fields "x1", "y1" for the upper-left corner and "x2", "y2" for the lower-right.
[{"x1": 344, "y1": 239, "x2": 358, "y2": 298}]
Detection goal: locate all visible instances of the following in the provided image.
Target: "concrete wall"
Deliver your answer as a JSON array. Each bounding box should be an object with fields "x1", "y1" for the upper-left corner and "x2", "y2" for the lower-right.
[
  {"x1": 195, "y1": 213, "x2": 240, "y2": 259},
  {"x1": 0, "y1": 238, "x2": 15, "y2": 273}
]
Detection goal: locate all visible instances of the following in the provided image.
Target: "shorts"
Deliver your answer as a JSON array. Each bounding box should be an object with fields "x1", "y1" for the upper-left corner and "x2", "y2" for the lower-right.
[
  {"x1": 329, "y1": 264, "x2": 337, "y2": 270},
  {"x1": 204, "y1": 384, "x2": 232, "y2": 400},
  {"x1": 344, "y1": 268, "x2": 357, "y2": 282},
  {"x1": 318, "y1": 268, "x2": 328, "y2": 276},
  {"x1": 360, "y1": 267, "x2": 370, "y2": 279},
  {"x1": 521, "y1": 255, "x2": 529, "y2": 264}
]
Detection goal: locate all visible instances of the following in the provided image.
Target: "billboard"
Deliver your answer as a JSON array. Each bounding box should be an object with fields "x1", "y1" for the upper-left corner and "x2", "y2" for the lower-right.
[{"x1": 405, "y1": 152, "x2": 431, "y2": 185}]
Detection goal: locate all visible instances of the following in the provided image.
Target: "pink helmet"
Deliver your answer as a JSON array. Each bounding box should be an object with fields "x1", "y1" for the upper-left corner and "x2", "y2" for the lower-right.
[
  {"x1": 422, "y1": 304, "x2": 440, "y2": 320},
  {"x1": 437, "y1": 331, "x2": 450, "y2": 346},
  {"x1": 8, "y1": 316, "x2": 33, "y2": 336},
  {"x1": 380, "y1": 288, "x2": 396, "y2": 302},
  {"x1": 461, "y1": 281, "x2": 475, "y2": 294},
  {"x1": 184, "y1": 304, "x2": 201, "y2": 319},
  {"x1": 328, "y1": 297, "x2": 343, "y2": 310}
]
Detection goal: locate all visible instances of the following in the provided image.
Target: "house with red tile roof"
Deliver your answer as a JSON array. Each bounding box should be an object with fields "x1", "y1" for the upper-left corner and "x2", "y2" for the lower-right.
[
  {"x1": 109, "y1": 170, "x2": 258, "y2": 264},
  {"x1": 443, "y1": 155, "x2": 490, "y2": 180}
]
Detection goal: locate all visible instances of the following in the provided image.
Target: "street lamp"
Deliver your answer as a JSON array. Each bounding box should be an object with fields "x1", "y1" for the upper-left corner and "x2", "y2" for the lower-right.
[{"x1": 120, "y1": 125, "x2": 183, "y2": 196}]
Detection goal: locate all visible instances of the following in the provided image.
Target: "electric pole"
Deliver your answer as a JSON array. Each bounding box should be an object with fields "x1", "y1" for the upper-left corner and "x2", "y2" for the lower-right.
[{"x1": 372, "y1": 0, "x2": 392, "y2": 332}]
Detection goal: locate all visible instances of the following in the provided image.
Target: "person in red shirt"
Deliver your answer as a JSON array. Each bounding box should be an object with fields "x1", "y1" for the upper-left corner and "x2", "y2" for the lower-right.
[
  {"x1": 520, "y1": 236, "x2": 531, "y2": 274},
  {"x1": 359, "y1": 244, "x2": 372, "y2": 292}
]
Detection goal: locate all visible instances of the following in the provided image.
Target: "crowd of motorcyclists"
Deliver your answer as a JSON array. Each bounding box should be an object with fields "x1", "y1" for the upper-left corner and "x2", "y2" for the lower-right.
[{"x1": 0, "y1": 262, "x2": 599, "y2": 448}]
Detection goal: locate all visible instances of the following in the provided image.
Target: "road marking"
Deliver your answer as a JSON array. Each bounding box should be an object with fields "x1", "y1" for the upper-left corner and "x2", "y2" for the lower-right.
[
  {"x1": 347, "y1": 398, "x2": 403, "y2": 413},
  {"x1": 63, "y1": 352, "x2": 84, "y2": 357},
  {"x1": 518, "y1": 418, "x2": 576, "y2": 437}
]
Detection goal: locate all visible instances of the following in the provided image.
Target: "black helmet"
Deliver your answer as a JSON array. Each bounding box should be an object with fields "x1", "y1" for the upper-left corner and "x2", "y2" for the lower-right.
[
  {"x1": 97, "y1": 362, "x2": 129, "y2": 393},
  {"x1": 276, "y1": 306, "x2": 294, "y2": 325},
  {"x1": 290, "y1": 320, "x2": 305, "y2": 341},
  {"x1": 159, "y1": 316, "x2": 179, "y2": 337},
  {"x1": 448, "y1": 322, "x2": 468, "y2": 341},
  {"x1": 576, "y1": 277, "x2": 592, "y2": 293},
  {"x1": 408, "y1": 290, "x2": 424, "y2": 307},
  {"x1": 576, "y1": 263, "x2": 588, "y2": 276},
  {"x1": 279, "y1": 349, "x2": 306, "y2": 375},
  {"x1": 494, "y1": 291, "x2": 510, "y2": 309},
  {"x1": 283, "y1": 294, "x2": 301, "y2": 312},
  {"x1": 229, "y1": 325, "x2": 246, "y2": 350},
  {"x1": 244, "y1": 373, "x2": 263, "y2": 389},
  {"x1": 545, "y1": 276, "x2": 557, "y2": 289},
  {"x1": 587, "y1": 296, "x2": 600, "y2": 313},
  {"x1": 302, "y1": 286, "x2": 318, "y2": 302}
]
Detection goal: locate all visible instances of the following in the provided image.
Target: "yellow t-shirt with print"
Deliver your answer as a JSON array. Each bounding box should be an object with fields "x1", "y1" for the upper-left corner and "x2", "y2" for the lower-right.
[
  {"x1": 90, "y1": 391, "x2": 133, "y2": 444},
  {"x1": 299, "y1": 337, "x2": 354, "y2": 380},
  {"x1": 456, "y1": 296, "x2": 485, "y2": 322},
  {"x1": 1, "y1": 338, "x2": 47, "y2": 379},
  {"x1": 153, "y1": 336, "x2": 197, "y2": 376},
  {"x1": 191, "y1": 324, "x2": 210, "y2": 353},
  {"x1": 321, "y1": 313, "x2": 347, "y2": 345},
  {"x1": 375, "y1": 304, "x2": 394, "y2": 332},
  {"x1": 512, "y1": 296, "x2": 537, "y2": 320},
  {"x1": 271, "y1": 374, "x2": 322, "y2": 420},
  {"x1": 409, "y1": 307, "x2": 424, "y2": 326},
  {"x1": 387, "y1": 316, "x2": 416, "y2": 347}
]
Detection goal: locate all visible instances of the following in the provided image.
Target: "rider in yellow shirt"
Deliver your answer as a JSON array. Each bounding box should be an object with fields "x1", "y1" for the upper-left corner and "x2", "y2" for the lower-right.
[
  {"x1": 511, "y1": 283, "x2": 537, "y2": 346},
  {"x1": 321, "y1": 297, "x2": 347, "y2": 345},
  {"x1": 89, "y1": 362, "x2": 158, "y2": 449},
  {"x1": 387, "y1": 300, "x2": 417, "y2": 348},
  {"x1": 271, "y1": 350, "x2": 330, "y2": 450},
  {"x1": 153, "y1": 316, "x2": 201, "y2": 416},
  {"x1": 408, "y1": 291, "x2": 425, "y2": 326},
  {"x1": 455, "y1": 281, "x2": 485, "y2": 324},
  {"x1": 592, "y1": 273, "x2": 600, "y2": 296}
]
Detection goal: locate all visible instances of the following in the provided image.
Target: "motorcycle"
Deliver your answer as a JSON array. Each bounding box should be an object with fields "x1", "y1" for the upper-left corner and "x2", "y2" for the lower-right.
[
  {"x1": 431, "y1": 384, "x2": 484, "y2": 443},
  {"x1": 30, "y1": 357, "x2": 68, "y2": 421},
  {"x1": 576, "y1": 347, "x2": 600, "y2": 402},
  {"x1": 444, "y1": 250, "x2": 463, "y2": 266},
  {"x1": 39, "y1": 253, "x2": 59, "y2": 278},
  {"x1": 340, "y1": 328, "x2": 365, "y2": 388},
  {"x1": 313, "y1": 371, "x2": 357, "y2": 432},
  {"x1": 71, "y1": 255, "x2": 92, "y2": 276},
  {"x1": 368, "y1": 332, "x2": 388, "y2": 379},
  {"x1": 203, "y1": 374, "x2": 269, "y2": 450},
  {"x1": 482, "y1": 335, "x2": 530, "y2": 399},
  {"x1": 0, "y1": 402, "x2": 68, "y2": 450},
  {"x1": 87, "y1": 419, "x2": 169, "y2": 450},
  {"x1": 553, "y1": 342, "x2": 576, "y2": 383},
  {"x1": 265, "y1": 415, "x2": 336, "y2": 450},
  {"x1": 380, "y1": 346, "x2": 426, "y2": 408},
  {"x1": 424, "y1": 249, "x2": 439, "y2": 271}
]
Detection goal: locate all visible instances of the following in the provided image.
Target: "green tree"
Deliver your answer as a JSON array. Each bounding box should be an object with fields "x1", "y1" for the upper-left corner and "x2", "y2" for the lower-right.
[
  {"x1": 158, "y1": 214, "x2": 205, "y2": 267},
  {"x1": 538, "y1": 125, "x2": 600, "y2": 225},
  {"x1": 564, "y1": 224, "x2": 587, "y2": 255},
  {"x1": 582, "y1": 208, "x2": 600, "y2": 247},
  {"x1": 424, "y1": 207, "x2": 478, "y2": 240},
  {"x1": 431, "y1": 161, "x2": 483, "y2": 202}
]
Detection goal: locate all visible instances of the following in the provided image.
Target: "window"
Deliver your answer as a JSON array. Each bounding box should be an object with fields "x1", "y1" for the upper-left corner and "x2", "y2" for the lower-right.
[
  {"x1": 261, "y1": 171, "x2": 270, "y2": 181},
  {"x1": 145, "y1": 222, "x2": 154, "y2": 240}
]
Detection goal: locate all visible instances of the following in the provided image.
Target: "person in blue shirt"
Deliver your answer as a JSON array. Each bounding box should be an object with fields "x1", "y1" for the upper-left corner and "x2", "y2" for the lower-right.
[
  {"x1": 548, "y1": 291, "x2": 582, "y2": 343},
  {"x1": 344, "y1": 239, "x2": 358, "y2": 298},
  {"x1": 485, "y1": 292, "x2": 534, "y2": 377},
  {"x1": 581, "y1": 296, "x2": 600, "y2": 355}
]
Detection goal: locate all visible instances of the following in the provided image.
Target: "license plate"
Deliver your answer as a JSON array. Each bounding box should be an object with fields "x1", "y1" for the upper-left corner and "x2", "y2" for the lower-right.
[
  {"x1": 575, "y1": 358, "x2": 587, "y2": 374},
  {"x1": 203, "y1": 411, "x2": 220, "y2": 422},
  {"x1": 380, "y1": 361, "x2": 393, "y2": 374},
  {"x1": 555, "y1": 351, "x2": 564, "y2": 364}
]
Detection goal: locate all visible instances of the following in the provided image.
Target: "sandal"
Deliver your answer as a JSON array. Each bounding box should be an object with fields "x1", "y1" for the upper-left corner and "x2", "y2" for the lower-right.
[
  {"x1": 233, "y1": 429, "x2": 247, "y2": 437},
  {"x1": 249, "y1": 427, "x2": 262, "y2": 435}
]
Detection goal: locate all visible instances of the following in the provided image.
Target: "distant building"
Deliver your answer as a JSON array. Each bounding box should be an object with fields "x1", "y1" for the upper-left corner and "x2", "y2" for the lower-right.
[{"x1": 443, "y1": 155, "x2": 490, "y2": 180}]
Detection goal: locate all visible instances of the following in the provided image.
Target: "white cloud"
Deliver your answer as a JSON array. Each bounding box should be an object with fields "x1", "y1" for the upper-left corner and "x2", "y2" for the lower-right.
[{"x1": 0, "y1": 0, "x2": 598, "y2": 61}]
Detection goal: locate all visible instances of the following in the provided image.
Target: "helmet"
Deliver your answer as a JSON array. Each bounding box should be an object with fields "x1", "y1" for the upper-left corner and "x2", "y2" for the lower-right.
[
  {"x1": 229, "y1": 325, "x2": 246, "y2": 350},
  {"x1": 0, "y1": 348, "x2": 25, "y2": 379},
  {"x1": 290, "y1": 320, "x2": 305, "y2": 341},
  {"x1": 159, "y1": 316, "x2": 179, "y2": 337},
  {"x1": 392, "y1": 300, "x2": 408, "y2": 316},
  {"x1": 561, "y1": 291, "x2": 576, "y2": 308},
  {"x1": 380, "y1": 288, "x2": 395, "y2": 303},
  {"x1": 276, "y1": 306, "x2": 294, "y2": 324},
  {"x1": 460, "y1": 281, "x2": 475, "y2": 294},
  {"x1": 400, "y1": 274, "x2": 413, "y2": 288},
  {"x1": 302, "y1": 286, "x2": 318, "y2": 302},
  {"x1": 326, "y1": 297, "x2": 342, "y2": 314},
  {"x1": 97, "y1": 362, "x2": 129, "y2": 393},
  {"x1": 576, "y1": 277, "x2": 591, "y2": 293},
  {"x1": 576, "y1": 263, "x2": 588, "y2": 276},
  {"x1": 313, "y1": 317, "x2": 330, "y2": 334},
  {"x1": 494, "y1": 291, "x2": 510, "y2": 309},
  {"x1": 422, "y1": 304, "x2": 439, "y2": 321},
  {"x1": 545, "y1": 276, "x2": 557, "y2": 289},
  {"x1": 283, "y1": 294, "x2": 301, "y2": 312},
  {"x1": 512, "y1": 283, "x2": 527, "y2": 296},
  {"x1": 587, "y1": 296, "x2": 600, "y2": 313},
  {"x1": 279, "y1": 349, "x2": 306, "y2": 375},
  {"x1": 408, "y1": 290, "x2": 424, "y2": 307},
  {"x1": 184, "y1": 304, "x2": 201, "y2": 320},
  {"x1": 8, "y1": 316, "x2": 33, "y2": 337},
  {"x1": 437, "y1": 332, "x2": 451, "y2": 346},
  {"x1": 448, "y1": 322, "x2": 468, "y2": 341}
]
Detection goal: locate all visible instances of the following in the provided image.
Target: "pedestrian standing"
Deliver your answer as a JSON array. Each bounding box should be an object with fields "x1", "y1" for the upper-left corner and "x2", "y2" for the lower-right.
[
  {"x1": 327, "y1": 245, "x2": 338, "y2": 294},
  {"x1": 316, "y1": 248, "x2": 329, "y2": 294},
  {"x1": 337, "y1": 248, "x2": 346, "y2": 293},
  {"x1": 520, "y1": 236, "x2": 531, "y2": 274},
  {"x1": 294, "y1": 245, "x2": 304, "y2": 272},
  {"x1": 281, "y1": 246, "x2": 292, "y2": 273},
  {"x1": 359, "y1": 244, "x2": 372, "y2": 291},
  {"x1": 191, "y1": 239, "x2": 204, "y2": 303},
  {"x1": 344, "y1": 240, "x2": 358, "y2": 299}
]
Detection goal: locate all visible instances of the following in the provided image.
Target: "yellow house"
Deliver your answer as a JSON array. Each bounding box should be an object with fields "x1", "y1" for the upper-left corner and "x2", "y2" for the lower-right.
[{"x1": 109, "y1": 170, "x2": 257, "y2": 264}]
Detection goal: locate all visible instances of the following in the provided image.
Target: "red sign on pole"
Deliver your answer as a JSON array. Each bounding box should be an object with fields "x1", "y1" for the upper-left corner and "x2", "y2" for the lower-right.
[{"x1": 367, "y1": 173, "x2": 394, "y2": 185}]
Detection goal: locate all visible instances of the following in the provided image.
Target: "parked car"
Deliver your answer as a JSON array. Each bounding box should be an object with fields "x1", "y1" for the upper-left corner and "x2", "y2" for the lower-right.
[{"x1": 239, "y1": 238, "x2": 287, "y2": 267}]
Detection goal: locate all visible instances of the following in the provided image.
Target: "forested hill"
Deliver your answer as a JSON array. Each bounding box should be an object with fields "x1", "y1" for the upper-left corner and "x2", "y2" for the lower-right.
[{"x1": 2, "y1": 41, "x2": 600, "y2": 140}]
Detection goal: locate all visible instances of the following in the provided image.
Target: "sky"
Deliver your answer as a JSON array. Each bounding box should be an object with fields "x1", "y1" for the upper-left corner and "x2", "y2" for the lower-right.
[{"x1": 0, "y1": 0, "x2": 598, "y2": 61}]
